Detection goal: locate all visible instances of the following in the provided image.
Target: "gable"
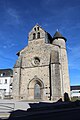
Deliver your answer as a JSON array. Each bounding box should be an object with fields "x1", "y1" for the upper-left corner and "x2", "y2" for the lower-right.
[{"x1": 28, "y1": 24, "x2": 46, "y2": 41}]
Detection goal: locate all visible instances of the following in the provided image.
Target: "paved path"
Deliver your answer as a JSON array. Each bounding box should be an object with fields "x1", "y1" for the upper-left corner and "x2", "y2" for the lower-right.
[
  {"x1": 1, "y1": 100, "x2": 80, "y2": 120},
  {"x1": 0, "y1": 99, "x2": 30, "y2": 119}
]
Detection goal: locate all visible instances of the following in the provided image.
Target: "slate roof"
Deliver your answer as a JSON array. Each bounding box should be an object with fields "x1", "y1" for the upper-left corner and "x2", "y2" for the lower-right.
[
  {"x1": 0, "y1": 69, "x2": 13, "y2": 77},
  {"x1": 70, "y1": 86, "x2": 80, "y2": 90},
  {"x1": 53, "y1": 31, "x2": 67, "y2": 41},
  {"x1": 46, "y1": 32, "x2": 52, "y2": 43}
]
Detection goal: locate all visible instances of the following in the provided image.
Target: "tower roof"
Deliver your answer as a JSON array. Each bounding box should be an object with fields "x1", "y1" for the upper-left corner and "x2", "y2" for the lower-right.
[{"x1": 53, "y1": 31, "x2": 67, "y2": 41}]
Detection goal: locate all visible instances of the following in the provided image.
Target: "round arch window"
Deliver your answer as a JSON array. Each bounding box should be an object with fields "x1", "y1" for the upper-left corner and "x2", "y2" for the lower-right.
[{"x1": 32, "y1": 57, "x2": 40, "y2": 66}]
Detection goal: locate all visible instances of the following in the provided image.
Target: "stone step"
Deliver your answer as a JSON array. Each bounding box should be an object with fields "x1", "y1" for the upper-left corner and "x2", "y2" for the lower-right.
[
  {"x1": 0, "y1": 103, "x2": 14, "y2": 112},
  {"x1": 0, "y1": 113, "x2": 10, "y2": 119}
]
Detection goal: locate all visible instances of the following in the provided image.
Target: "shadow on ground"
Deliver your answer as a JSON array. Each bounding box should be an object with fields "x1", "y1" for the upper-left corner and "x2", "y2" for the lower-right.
[{"x1": 7, "y1": 100, "x2": 80, "y2": 120}]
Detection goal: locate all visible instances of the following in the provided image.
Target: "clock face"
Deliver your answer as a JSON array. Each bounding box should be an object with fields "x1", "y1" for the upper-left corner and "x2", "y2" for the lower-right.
[{"x1": 32, "y1": 57, "x2": 40, "y2": 66}]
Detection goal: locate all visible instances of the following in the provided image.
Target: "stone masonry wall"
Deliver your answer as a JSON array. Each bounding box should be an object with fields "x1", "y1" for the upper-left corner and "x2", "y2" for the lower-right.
[
  {"x1": 19, "y1": 66, "x2": 50, "y2": 100},
  {"x1": 60, "y1": 48, "x2": 70, "y2": 98}
]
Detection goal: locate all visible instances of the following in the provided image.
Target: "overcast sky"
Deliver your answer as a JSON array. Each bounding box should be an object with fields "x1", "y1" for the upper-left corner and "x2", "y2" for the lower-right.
[{"x1": 0, "y1": 0, "x2": 80, "y2": 85}]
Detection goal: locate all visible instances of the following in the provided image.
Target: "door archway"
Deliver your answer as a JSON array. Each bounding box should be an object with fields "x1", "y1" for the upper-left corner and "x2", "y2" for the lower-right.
[
  {"x1": 34, "y1": 83, "x2": 41, "y2": 99},
  {"x1": 27, "y1": 77, "x2": 44, "y2": 100}
]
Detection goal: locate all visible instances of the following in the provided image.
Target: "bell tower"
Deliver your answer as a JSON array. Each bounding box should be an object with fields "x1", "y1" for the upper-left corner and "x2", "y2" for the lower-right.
[
  {"x1": 28, "y1": 24, "x2": 45, "y2": 42},
  {"x1": 28, "y1": 24, "x2": 52, "y2": 44}
]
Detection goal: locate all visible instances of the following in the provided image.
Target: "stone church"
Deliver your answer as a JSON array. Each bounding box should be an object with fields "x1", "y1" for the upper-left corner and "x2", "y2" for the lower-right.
[{"x1": 12, "y1": 24, "x2": 70, "y2": 101}]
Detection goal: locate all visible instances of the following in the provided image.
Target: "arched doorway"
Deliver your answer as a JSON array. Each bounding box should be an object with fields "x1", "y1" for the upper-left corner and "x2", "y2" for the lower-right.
[
  {"x1": 34, "y1": 83, "x2": 41, "y2": 99},
  {"x1": 27, "y1": 77, "x2": 44, "y2": 100}
]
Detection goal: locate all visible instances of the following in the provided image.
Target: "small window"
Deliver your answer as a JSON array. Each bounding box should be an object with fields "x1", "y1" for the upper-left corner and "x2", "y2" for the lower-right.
[
  {"x1": 5, "y1": 79, "x2": 7, "y2": 84},
  {"x1": 34, "y1": 28, "x2": 36, "y2": 31},
  {"x1": 1, "y1": 73, "x2": 5, "y2": 77},
  {"x1": 37, "y1": 32, "x2": 40, "y2": 39},
  {"x1": 33, "y1": 33, "x2": 36, "y2": 39},
  {"x1": 37, "y1": 27, "x2": 39, "y2": 31},
  {"x1": 0, "y1": 74, "x2": 3, "y2": 77},
  {"x1": 3, "y1": 73, "x2": 5, "y2": 76},
  {"x1": 4, "y1": 89, "x2": 6, "y2": 92},
  {"x1": 0, "y1": 80, "x2": 2, "y2": 84}
]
